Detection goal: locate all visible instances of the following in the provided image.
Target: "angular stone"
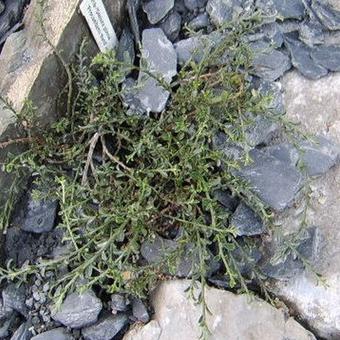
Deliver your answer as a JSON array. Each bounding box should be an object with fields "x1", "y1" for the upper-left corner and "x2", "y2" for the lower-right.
[
  {"x1": 272, "y1": 0, "x2": 305, "y2": 20},
  {"x1": 143, "y1": 0, "x2": 175, "y2": 24},
  {"x1": 123, "y1": 280, "x2": 316, "y2": 339},
  {"x1": 15, "y1": 190, "x2": 58, "y2": 234},
  {"x1": 110, "y1": 294, "x2": 129, "y2": 313},
  {"x1": 0, "y1": 1, "x2": 5, "y2": 15},
  {"x1": 311, "y1": 0, "x2": 340, "y2": 31},
  {"x1": 235, "y1": 149, "x2": 305, "y2": 211},
  {"x1": 2, "y1": 284, "x2": 27, "y2": 317},
  {"x1": 127, "y1": 0, "x2": 140, "y2": 45},
  {"x1": 31, "y1": 328, "x2": 73, "y2": 340},
  {"x1": 298, "y1": 19, "x2": 325, "y2": 47},
  {"x1": 82, "y1": 314, "x2": 128, "y2": 340},
  {"x1": 263, "y1": 143, "x2": 299, "y2": 167},
  {"x1": 284, "y1": 34, "x2": 328, "y2": 79},
  {"x1": 213, "y1": 132, "x2": 244, "y2": 160},
  {"x1": 213, "y1": 189, "x2": 239, "y2": 212},
  {"x1": 188, "y1": 13, "x2": 210, "y2": 30},
  {"x1": 311, "y1": 46, "x2": 340, "y2": 72},
  {"x1": 117, "y1": 27, "x2": 135, "y2": 67},
  {"x1": 184, "y1": 0, "x2": 207, "y2": 11},
  {"x1": 123, "y1": 320, "x2": 161, "y2": 340},
  {"x1": 134, "y1": 28, "x2": 177, "y2": 113},
  {"x1": 206, "y1": 0, "x2": 242, "y2": 26},
  {"x1": 251, "y1": 40, "x2": 291, "y2": 81},
  {"x1": 10, "y1": 322, "x2": 32, "y2": 340},
  {"x1": 231, "y1": 202, "x2": 266, "y2": 236},
  {"x1": 52, "y1": 290, "x2": 102, "y2": 329},
  {"x1": 299, "y1": 136, "x2": 340, "y2": 176},
  {"x1": 132, "y1": 298, "x2": 150, "y2": 323},
  {"x1": 159, "y1": 11, "x2": 182, "y2": 42}
]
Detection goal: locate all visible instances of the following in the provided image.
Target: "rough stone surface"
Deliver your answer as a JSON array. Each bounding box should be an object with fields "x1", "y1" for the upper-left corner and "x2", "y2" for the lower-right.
[
  {"x1": 272, "y1": 0, "x2": 305, "y2": 20},
  {"x1": 52, "y1": 290, "x2": 102, "y2": 329},
  {"x1": 10, "y1": 322, "x2": 32, "y2": 340},
  {"x1": 262, "y1": 143, "x2": 299, "y2": 167},
  {"x1": 311, "y1": 46, "x2": 340, "y2": 72},
  {"x1": 188, "y1": 13, "x2": 210, "y2": 30},
  {"x1": 235, "y1": 149, "x2": 305, "y2": 211},
  {"x1": 213, "y1": 189, "x2": 239, "y2": 212},
  {"x1": 123, "y1": 280, "x2": 316, "y2": 339},
  {"x1": 231, "y1": 202, "x2": 266, "y2": 236},
  {"x1": 271, "y1": 70, "x2": 340, "y2": 339},
  {"x1": 132, "y1": 298, "x2": 150, "y2": 323},
  {"x1": 31, "y1": 328, "x2": 73, "y2": 340},
  {"x1": 117, "y1": 27, "x2": 135, "y2": 66},
  {"x1": 2, "y1": 284, "x2": 27, "y2": 317},
  {"x1": 284, "y1": 34, "x2": 328, "y2": 79},
  {"x1": 0, "y1": 0, "x2": 126, "y2": 207},
  {"x1": 159, "y1": 11, "x2": 182, "y2": 42},
  {"x1": 311, "y1": 0, "x2": 340, "y2": 31},
  {"x1": 184, "y1": 0, "x2": 207, "y2": 11},
  {"x1": 143, "y1": 0, "x2": 175, "y2": 24},
  {"x1": 134, "y1": 28, "x2": 177, "y2": 113},
  {"x1": 110, "y1": 294, "x2": 129, "y2": 313},
  {"x1": 0, "y1": 1, "x2": 5, "y2": 15},
  {"x1": 206, "y1": 0, "x2": 242, "y2": 27},
  {"x1": 82, "y1": 314, "x2": 128, "y2": 340}
]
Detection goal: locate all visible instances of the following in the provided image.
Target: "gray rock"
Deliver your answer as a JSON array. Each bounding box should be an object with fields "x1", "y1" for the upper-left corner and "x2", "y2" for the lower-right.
[
  {"x1": 135, "y1": 28, "x2": 177, "y2": 113},
  {"x1": 18, "y1": 194, "x2": 58, "y2": 234},
  {"x1": 31, "y1": 328, "x2": 73, "y2": 340},
  {"x1": 0, "y1": 316, "x2": 13, "y2": 339},
  {"x1": 311, "y1": 46, "x2": 340, "y2": 72},
  {"x1": 212, "y1": 131, "x2": 245, "y2": 160},
  {"x1": 143, "y1": 0, "x2": 175, "y2": 24},
  {"x1": 132, "y1": 298, "x2": 150, "y2": 323},
  {"x1": 117, "y1": 27, "x2": 135, "y2": 67},
  {"x1": 10, "y1": 322, "x2": 31, "y2": 340},
  {"x1": 311, "y1": 0, "x2": 340, "y2": 31},
  {"x1": 82, "y1": 314, "x2": 128, "y2": 340},
  {"x1": 141, "y1": 235, "x2": 198, "y2": 277},
  {"x1": 52, "y1": 290, "x2": 102, "y2": 329},
  {"x1": 235, "y1": 149, "x2": 305, "y2": 211},
  {"x1": 110, "y1": 294, "x2": 129, "y2": 313},
  {"x1": 231, "y1": 203, "x2": 266, "y2": 236},
  {"x1": 252, "y1": 78, "x2": 284, "y2": 114},
  {"x1": 251, "y1": 40, "x2": 291, "y2": 81},
  {"x1": 2, "y1": 284, "x2": 27, "y2": 317},
  {"x1": 184, "y1": 0, "x2": 207, "y2": 11},
  {"x1": 159, "y1": 11, "x2": 182, "y2": 42},
  {"x1": 263, "y1": 143, "x2": 299, "y2": 167},
  {"x1": 0, "y1": 1, "x2": 5, "y2": 15},
  {"x1": 284, "y1": 34, "x2": 328, "y2": 79},
  {"x1": 127, "y1": 0, "x2": 141, "y2": 45},
  {"x1": 299, "y1": 136, "x2": 340, "y2": 176},
  {"x1": 298, "y1": 19, "x2": 325, "y2": 47},
  {"x1": 188, "y1": 13, "x2": 210, "y2": 30},
  {"x1": 244, "y1": 114, "x2": 280, "y2": 147},
  {"x1": 206, "y1": 0, "x2": 242, "y2": 26},
  {"x1": 272, "y1": 0, "x2": 305, "y2": 20},
  {"x1": 213, "y1": 189, "x2": 239, "y2": 212}
]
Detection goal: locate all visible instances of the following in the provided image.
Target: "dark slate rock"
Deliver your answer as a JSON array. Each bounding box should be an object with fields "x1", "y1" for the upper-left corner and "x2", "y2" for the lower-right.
[
  {"x1": 231, "y1": 203, "x2": 266, "y2": 236},
  {"x1": 299, "y1": 136, "x2": 340, "y2": 176},
  {"x1": 0, "y1": 317, "x2": 13, "y2": 339},
  {"x1": 260, "y1": 226, "x2": 323, "y2": 280},
  {"x1": 311, "y1": 46, "x2": 340, "y2": 72},
  {"x1": 82, "y1": 314, "x2": 128, "y2": 340},
  {"x1": 188, "y1": 13, "x2": 210, "y2": 30},
  {"x1": 174, "y1": 0, "x2": 188, "y2": 15},
  {"x1": 213, "y1": 189, "x2": 239, "y2": 212},
  {"x1": 2, "y1": 284, "x2": 27, "y2": 317},
  {"x1": 135, "y1": 28, "x2": 177, "y2": 113},
  {"x1": 131, "y1": 298, "x2": 150, "y2": 323},
  {"x1": 159, "y1": 11, "x2": 182, "y2": 42},
  {"x1": 110, "y1": 294, "x2": 129, "y2": 313},
  {"x1": 272, "y1": 0, "x2": 305, "y2": 20},
  {"x1": 143, "y1": 0, "x2": 175, "y2": 24},
  {"x1": 117, "y1": 27, "x2": 135, "y2": 66},
  {"x1": 127, "y1": 0, "x2": 141, "y2": 45},
  {"x1": 206, "y1": 0, "x2": 242, "y2": 26},
  {"x1": 263, "y1": 143, "x2": 299, "y2": 167},
  {"x1": 141, "y1": 235, "x2": 198, "y2": 277},
  {"x1": 0, "y1": 1, "x2": 5, "y2": 15},
  {"x1": 244, "y1": 114, "x2": 280, "y2": 147},
  {"x1": 235, "y1": 149, "x2": 305, "y2": 211},
  {"x1": 10, "y1": 322, "x2": 32, "y2": 340},
  {"x1": 52, "y1": 290, "x2": 102, "y2": 329},
  {"x1": 121, "y1": 78, "x2": 146, "y2": 116},
  {"x1": 31, "y1": 328, "x2": 73, "y2": 340},
  {"x1": 298, "y1": 19, "x2": 325, "y2": 47},
  {"x1": 311, "y1": 0, "x2": 340, "y2": 31},
  {"x1": 184, "y1": 0, "x2": 207, "y2": 11},
  {"x1": 284, "y1": 34, "x2": 328, "y2": 79},
  {"x1": 212, "y1": 131, "x2": 245, "y2": 161},
  {"x1": 252, "y1": 78, "x2": 284, "y2": 114},
  {"x1": 251, "y1": 40, "x2": 291, "y2": 81}
]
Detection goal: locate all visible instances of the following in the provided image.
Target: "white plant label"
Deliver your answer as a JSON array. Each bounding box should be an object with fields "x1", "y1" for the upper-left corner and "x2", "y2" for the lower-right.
[{"x1": 80, "y1": 0, "x2": 117, "y2": 52}]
